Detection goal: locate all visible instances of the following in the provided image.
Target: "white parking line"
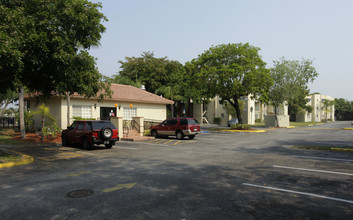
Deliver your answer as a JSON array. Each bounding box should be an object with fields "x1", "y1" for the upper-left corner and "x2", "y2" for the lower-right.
[
  {"x1": 116, "y1": 146, "x2": 139, "y2": 150},
  {"x1": 293, "y1": 155, "x2": 353, "y2": 162},
  {"x1": 273, "y1": 165, "x2": 353, "y2": 176},
  {"x1": 243, "y1": 183, "x2": 353, "y2": 204}
]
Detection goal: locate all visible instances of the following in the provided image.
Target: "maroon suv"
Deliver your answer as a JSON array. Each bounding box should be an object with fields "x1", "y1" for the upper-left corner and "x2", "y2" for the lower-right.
[
  {"x1": 150, "y1": 118, "x2": 200, "y2": 140},
  {"x1": 62, "y1": 120, "x2": 119, "y2": 149}
]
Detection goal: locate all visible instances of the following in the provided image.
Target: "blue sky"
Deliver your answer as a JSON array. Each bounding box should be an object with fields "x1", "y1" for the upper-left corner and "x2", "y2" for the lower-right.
[{"x1": 89, "y1": 0, "x2": 353, "y2": 100}]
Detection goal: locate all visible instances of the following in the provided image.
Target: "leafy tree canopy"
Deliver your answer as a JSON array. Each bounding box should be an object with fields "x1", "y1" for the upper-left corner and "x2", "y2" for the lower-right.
[
  {"x1": 191, "y1": 43, "x2": 272, "y2": 123},
  {"x1": 117, "y1": 51, "x2": 184, "y2": 96},
  {"x1": 0, "y1": 0, "x2": 108, "y2": 96},
  {"x1": 335, "y1": 98, "x2": 353, "y2": 120},
  {"x1": 268, "y1": 57, "x2": 318, "y2": 116}
]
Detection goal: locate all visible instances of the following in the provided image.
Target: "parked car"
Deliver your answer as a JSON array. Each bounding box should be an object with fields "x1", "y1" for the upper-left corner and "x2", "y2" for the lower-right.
[
  {"x1": 150, "y1": 118, "x2": 201, "y2": 140},
  {"x1": 227, "y1": 118, "x2": 239, "y2": 127},
  {"x1": 62, "y1": 120, "x2": 119, "y2": 150}
]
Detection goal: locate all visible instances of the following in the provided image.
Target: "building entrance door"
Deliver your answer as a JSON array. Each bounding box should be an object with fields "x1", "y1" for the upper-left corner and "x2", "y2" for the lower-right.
[{"x1": 100, "y1": 107, "x2": 116, "y2": 120}]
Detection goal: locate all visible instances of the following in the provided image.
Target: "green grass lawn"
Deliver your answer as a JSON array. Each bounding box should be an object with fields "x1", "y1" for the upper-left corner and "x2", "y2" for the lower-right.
[
  {"x1": 0, "y1": 133, "x2": 21, "y2": 144},
  {"x1": 0, "y1": 149, "x2": 21, "y2": 162},
  {"x1": 289, "y1": 122, "x2": 323, "y2": 127},
  {"x1": 292, "y1": 145, "x2": 353, "y2": 152}
]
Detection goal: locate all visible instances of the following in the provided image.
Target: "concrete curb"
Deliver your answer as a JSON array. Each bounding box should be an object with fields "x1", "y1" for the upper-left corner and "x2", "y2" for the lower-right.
[{"x1": 0, "y1": 148, "x2": 34, "y2": 168}]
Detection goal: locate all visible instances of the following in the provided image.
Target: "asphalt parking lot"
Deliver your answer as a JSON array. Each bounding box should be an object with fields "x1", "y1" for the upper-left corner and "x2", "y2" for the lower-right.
[{"x1": 1, "y1": 121, "x2": 353, "y2": 219}]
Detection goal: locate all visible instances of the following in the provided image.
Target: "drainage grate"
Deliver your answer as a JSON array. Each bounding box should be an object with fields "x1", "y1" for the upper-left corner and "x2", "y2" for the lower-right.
[{"x1": 66, "y1": 189, "x2": 94, "y2": 198}]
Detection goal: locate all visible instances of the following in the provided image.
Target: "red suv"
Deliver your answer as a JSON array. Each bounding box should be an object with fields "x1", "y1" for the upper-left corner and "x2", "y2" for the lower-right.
[
  {"x1": 62, "y1": 120, "x2": 119, "y2": 149},
  {"x1": 150, "y1": 118, "x2": 200, "y2": 140}
]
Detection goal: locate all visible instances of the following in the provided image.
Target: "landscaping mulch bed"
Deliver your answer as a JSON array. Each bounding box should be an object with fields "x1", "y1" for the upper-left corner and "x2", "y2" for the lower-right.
[{"x1": 10, "y1": 132, "x2": 62, "y2": 144}]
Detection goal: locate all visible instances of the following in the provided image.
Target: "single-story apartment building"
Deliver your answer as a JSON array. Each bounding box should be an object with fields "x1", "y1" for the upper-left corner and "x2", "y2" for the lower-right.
[{"x1": 25, "y1": 83, "x2": 174, "y2": 130}]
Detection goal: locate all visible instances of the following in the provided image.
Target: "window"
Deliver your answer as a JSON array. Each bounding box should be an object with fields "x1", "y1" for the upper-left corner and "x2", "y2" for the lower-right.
[
  {"x1": 77, "y1": 122, "x2": 84, "y2": 131},
  {"x1": 86, "y1": 122, "x2": 92, "y2": 131},
  {"x1": 73, "y1": 105, "x2": 92, "y2": 118},
  {"x1": 166, "y1": 119, "x2": 177, "y2": 125},
  {"x1": 187, "y1": 119, "x2": 199, "y2": 125},
  {"x1": 180, "y1": 119, "x2": 187, "y2": 125},
  {"x1": 123, "y1": 107, "x2": 137, "y2": 120},
  {"x1": 255, "y1": 104, "x2": 260, "y2": 111},
  {"x1": 70, "y1": 121, "x2": 78, "y2": 129}
]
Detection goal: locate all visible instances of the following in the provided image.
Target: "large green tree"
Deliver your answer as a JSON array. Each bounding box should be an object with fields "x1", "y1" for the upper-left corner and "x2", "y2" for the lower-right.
[
  {"x1": 334, "y1": 98, "x2": 353, "y2": 120},
  {"x1": 191, "y1": 43, "x2": 272, "y2": 124},
  {"x1": 116, "y1": 52, "x2": 184, "y2": 116},
  {"x1": 118, "y1": 52, "x2": 184, "y2": 94},
  {"x1": 0, "y1": 0, "x2": 108, "y2": 137},
  {"x1": 268, "y1": 57, "x2": 318, "y2": 123}
]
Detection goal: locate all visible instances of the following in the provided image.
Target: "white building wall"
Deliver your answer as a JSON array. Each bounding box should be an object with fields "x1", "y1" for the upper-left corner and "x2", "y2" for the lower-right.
[{"x1": 297, "y1": 94, "x2": 335, "y2": 122}]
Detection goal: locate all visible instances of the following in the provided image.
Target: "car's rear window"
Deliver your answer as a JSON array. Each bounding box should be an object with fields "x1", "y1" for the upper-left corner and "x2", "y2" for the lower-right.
[
  {"x1": 187, "y1": 119, "x2": 199, "y2": 125},
  {"x1": 92, "y1": 121, "x2": 116, "y2": 130}
]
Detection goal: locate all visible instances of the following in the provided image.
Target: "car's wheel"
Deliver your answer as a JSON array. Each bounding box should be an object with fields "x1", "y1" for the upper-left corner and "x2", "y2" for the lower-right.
[
  {"x1": 105, "y1": 144, "x2": 113, "y2": 149},
  {"x1": 82, "y1": 137, "x2": 93, "y2": 150},
  {"x1": 62, "y1": 135, "x2": 70, "y2": 146},
  {"x1": 176, "y1": 131, "x2": 184, "y2": 140},
  {"x1": 101, "y1": 127, "x2": 113, "y2": 140},
  {"x1": 151, "y1": 130, "x2": 158, "y2": 138},
  {"x1": 189, "y1": 135, "x2": 195, "y2": 140}
]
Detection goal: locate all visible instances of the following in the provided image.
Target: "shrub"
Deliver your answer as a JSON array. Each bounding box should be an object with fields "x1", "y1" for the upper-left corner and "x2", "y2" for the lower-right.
[
  {"x1": 42, "y1": 122, "x2": 61, "y2": 139},
  {"x1": 255, "y1": 119, "x2": 262, "y2": 123},
  {"x1": 72, "y1": 116, "x2": 95, "y2": 121},
  {"x1": 144, "y1": 129, "x2": 151, "y2": 136},
  {"x1": 231, "y1": 123, "x2": 251, "y2": 130},
  {"x1": 213, "y1": 117, "x2": 222, "y2": 125}
]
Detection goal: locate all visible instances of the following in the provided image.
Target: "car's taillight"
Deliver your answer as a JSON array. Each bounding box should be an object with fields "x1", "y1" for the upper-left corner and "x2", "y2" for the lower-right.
[{"x1": 92, "y1": 131, "x2": 98, "y2": 138}]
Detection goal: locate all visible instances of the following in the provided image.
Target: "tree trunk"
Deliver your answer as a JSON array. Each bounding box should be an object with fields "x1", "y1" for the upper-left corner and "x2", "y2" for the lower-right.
[
  {"x1": 274, "y1": 105, "x2": 278, "y2": 127},
  {"x1": 67, "y1": 93, "x2": 71, "y2": 127},
  {"x1": 228, "y1": 97, "x2": 243, "y2": 124},
  {"x1": 19, "y1": 86, "x2": 26, "y2": 139},
  {"x1": 171, "y1": 104, "x2": 174, "y2": 118},
  {"x1": 41, "y1": 116, "x2": 45, "y2": 141}
]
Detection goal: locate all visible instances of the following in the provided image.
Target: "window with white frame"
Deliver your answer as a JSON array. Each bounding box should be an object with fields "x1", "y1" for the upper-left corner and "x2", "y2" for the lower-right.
[
  {"x1": 123, "y1": 107, "x2": 137, "y2": 120},
  {"x1": 72, "y1": 105, "x2": 92, "y2": 118}
]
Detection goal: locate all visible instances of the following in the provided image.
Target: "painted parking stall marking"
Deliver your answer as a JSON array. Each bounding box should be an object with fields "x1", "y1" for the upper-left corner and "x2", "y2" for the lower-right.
[
  {"x1": 103, "y1": 183, "x2": 137, "y2": 193},
  {"x1": 144, "y1": 139, "x2": 185, "y2": 146},
  {"x1": 66, "y1": 170, "x2": 93, "y2": 177},
  {"x1": 293, "y1": 155, "x2": 353, "y2": 162},
  {"x1": 37, "y1": 152, "x2": 82, "y2": 161},
  {"x1": 116, "y1": 146, "x2": 139, "y2": 151},
  {"x1": 273, "y1": 165, "x2": 353, "y2": 176},
  {"x1": 243, "y1": 183, "x2": 353, "y2": 204}
]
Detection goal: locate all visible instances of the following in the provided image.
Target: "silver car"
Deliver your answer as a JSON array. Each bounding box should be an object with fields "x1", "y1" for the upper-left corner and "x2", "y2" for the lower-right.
[{"x1": 227, "y1": 118, "x2": 239, "y2": 127}]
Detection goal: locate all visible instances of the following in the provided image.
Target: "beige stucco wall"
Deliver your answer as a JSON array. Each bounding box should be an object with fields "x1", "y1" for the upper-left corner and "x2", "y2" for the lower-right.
[
  {"x1": 297, "y1": 94, "x2": 335, "y2": 122},
  {"x1": 27, "y1": 96, "x2": 62, "y2": 131},
  {"x1": 213, "y1": 96, "x2": 229, "y2": 125},
  {"x1": 265, "y1": 115, "x2": 289, "y2": 127},
  {"x1": 27, "y1": 96, "x2": 168, "y2": 130},
  {"x1": 59, "y1": 98, "x2": 168, "y2": 129},
  {"x1": 193, "y1": 102, "x2": 202, "y2": 124},
  {"x1": 197, "y1": 96, "x2": 229, "y2": 125}
]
